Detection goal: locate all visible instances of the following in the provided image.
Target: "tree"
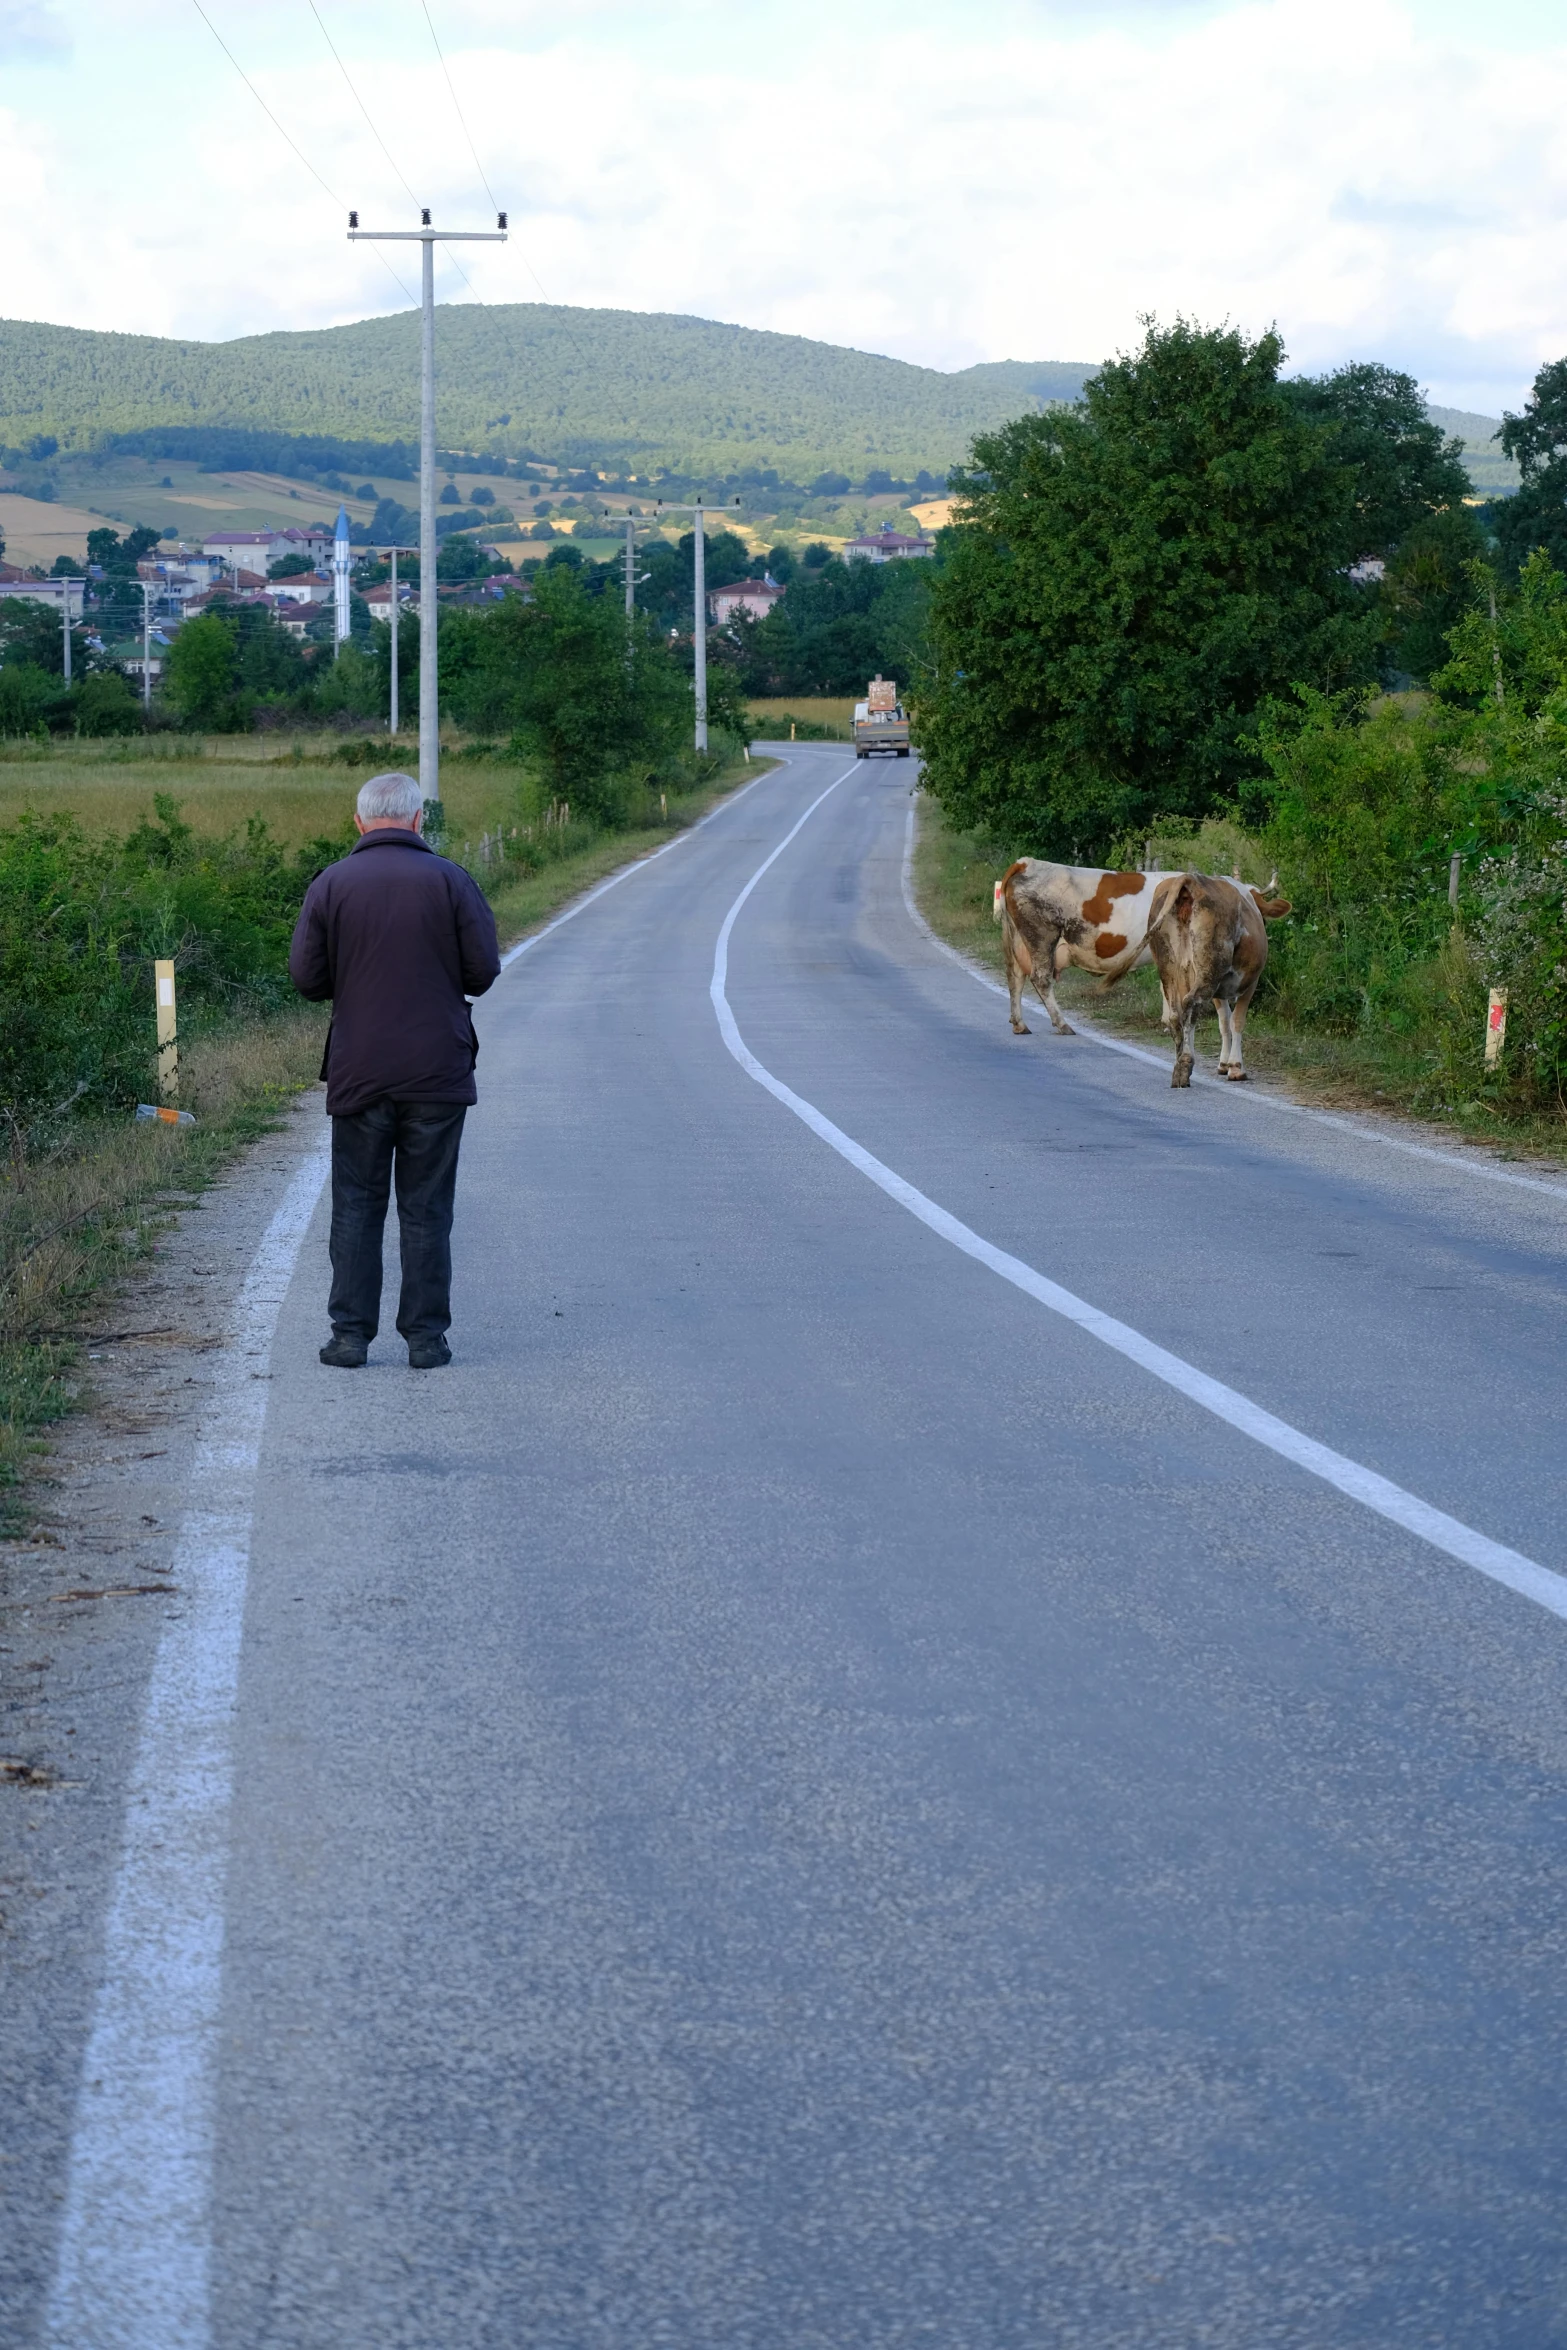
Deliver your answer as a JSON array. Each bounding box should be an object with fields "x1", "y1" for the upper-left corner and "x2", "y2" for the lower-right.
[
  {"x1": 86, "y1": 524, "x2": 160, "y2": 575},
  {"x1": 1379, "y1": 503, "x2": 1489, "y2": 683},
  {"x1": 438, "y1": 565, "x2": 690, "y2": 807},
  {"x1": 916, "y1": 318, "x2": 1372, "y2": 859},
  {"x1": 0, "y1": 598, "x2": 67, "y2": 674},
  {"x1": 1432, "y1": 549, "x2": 1567, "y2": 718},
  {"x1": 436, "y1": 534, "x2": 487, "y2": 583},
  {"x1": 1279, "y1": 363, "x2": 1470, "y2": 561},
  {"x1": 1494, "y1": 357, "x2": 1567, "y2": 577},
  {"x1": 165, "y1": 614, "x2": 237, "y2": 726}
]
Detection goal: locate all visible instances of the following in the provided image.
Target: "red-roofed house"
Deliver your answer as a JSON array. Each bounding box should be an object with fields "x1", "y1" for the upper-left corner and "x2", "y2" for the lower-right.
[
  {"x1": 843, "y1": 527, "x2": 934, "y2": 564},
  {"x1": 710, "y1": 576, "x2": 786, "y2": 623}
]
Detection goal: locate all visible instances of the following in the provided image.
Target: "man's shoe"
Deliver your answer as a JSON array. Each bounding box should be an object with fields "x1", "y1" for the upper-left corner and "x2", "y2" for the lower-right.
[
  {"x1": 407, "y1": 1338, "x2": 452, "y2": 1371},
  {"x1": 319, "y1": 1334, "x2": 368, "y2": 1368}
]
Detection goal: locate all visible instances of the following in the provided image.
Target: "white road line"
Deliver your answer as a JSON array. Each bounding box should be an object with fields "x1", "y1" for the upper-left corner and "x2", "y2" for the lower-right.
[
  {"x1": 897, "y1": 800, "x2": 1567, "y2": 1207},
  {"x1": 46, "y1": 1131, "x2": 332, "y2": 2350},
  {"x1": 714, "y1": 778, "x2": 1567, "y2": 1624}
]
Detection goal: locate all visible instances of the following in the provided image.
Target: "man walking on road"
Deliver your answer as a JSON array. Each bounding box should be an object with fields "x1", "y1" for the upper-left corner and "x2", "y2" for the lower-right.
[{"x1": 289, "y1": 771, "x2": 501, "y2": 1370}]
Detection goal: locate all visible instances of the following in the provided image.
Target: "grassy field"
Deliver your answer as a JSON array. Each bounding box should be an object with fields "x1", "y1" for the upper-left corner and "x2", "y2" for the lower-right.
[
  {"x1": 911, "y1": 795, "x2": 1567, "y2": 1164},
  {"x1": 0, "y1": 737, "x2": 535, "y2": 850},
  {"x1": 746, "y1": 697, "x2": 857, "y2": 740}
]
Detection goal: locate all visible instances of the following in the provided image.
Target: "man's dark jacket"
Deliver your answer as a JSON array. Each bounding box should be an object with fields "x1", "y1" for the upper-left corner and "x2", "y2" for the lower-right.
[{"x1": 289, "y1": 828, "x2": 502, "y2": 1117}]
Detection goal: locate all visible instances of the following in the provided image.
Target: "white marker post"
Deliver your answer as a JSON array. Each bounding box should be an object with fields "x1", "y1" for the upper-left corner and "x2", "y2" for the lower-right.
[
  {"x1": 1485, "y1": 986, "x2": 1508, "y2": 1069},
  {"x1": 155, "y1": 960, "x2": 178, "y2": 1102}
]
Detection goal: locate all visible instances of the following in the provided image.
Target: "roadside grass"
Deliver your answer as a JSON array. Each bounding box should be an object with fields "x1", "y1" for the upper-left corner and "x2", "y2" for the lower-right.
[
  {"x1": 0, "y1": 749, "x2": 768, "y2": 1528},
  {"x1": 911, "y1": 795, "x2": 1567, "y2": 1165},
  {"x1": 746, "y1": 697, "x2": 856, "y2": 741},
  {"x1": 0, "y1": 1007, "x2": 327, "y2": 1528}
]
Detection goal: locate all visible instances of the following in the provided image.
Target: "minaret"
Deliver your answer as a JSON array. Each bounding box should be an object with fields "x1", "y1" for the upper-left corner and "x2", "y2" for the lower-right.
[{"x1": 332, "y1": 504, "x2": 352, "y2": 652}]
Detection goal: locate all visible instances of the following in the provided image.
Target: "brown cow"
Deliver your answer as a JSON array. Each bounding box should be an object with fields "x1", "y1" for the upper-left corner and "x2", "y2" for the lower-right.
[
  {"x1": 993, "y1": 860, "x2": 1177, "y2": 1036},
  {"x1": 1144, "y1": 871, "x2": 1291, "y2": 1088}
]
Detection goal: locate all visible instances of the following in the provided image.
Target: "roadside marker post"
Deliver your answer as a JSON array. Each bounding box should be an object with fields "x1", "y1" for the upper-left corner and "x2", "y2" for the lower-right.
[
  {"x1": 1449, "y1": 852, "x2": 1462, "y2": 910},
  {"x1": 155, "y1": 960, "x2": 178, "y2": 1101},
  {"x1": 1485, "y1": 986, "x2": 1508, "y2": 1068}
]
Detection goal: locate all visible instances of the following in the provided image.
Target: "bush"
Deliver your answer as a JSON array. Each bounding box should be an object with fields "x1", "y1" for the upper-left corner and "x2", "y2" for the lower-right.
[{"x1": 0, "y1": 795, "x2": 352, "y2": 1141}]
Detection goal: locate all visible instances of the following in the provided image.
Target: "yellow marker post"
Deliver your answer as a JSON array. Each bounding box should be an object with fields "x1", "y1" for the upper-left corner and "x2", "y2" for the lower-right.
[
  {"x1": 1485, "y1": 986, "x2": 1508, "y2": 1069},
  {"x1": 155, "y1": 959, "x2": 178, "y2": 1102}
]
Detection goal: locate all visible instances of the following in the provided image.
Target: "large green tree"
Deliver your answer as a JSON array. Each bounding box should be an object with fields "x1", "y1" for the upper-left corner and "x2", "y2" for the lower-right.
[
  {"x1": 1279, "y1": 362, "x2": 1470, "y2": 560},
  {"x1": 916, "y1": 319, "x2": 1372, "y2": 858},
  {"x1": 1494, "y1": 357, "x2": 1567, "y2": 578},
  {"x1": 438, "y1": 565, "x2": 691, "y2": 812}
]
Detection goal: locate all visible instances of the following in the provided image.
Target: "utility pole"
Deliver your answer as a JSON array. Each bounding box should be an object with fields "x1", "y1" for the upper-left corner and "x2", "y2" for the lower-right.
[
  {"x1": 60, "y1": 580, "x2": 81, "y2": 683},
  {"x1": 139, "y1": 578, "x2": 154, "y2": 711},
  {"x1": 348, "y1": 207, "x2": 508, "y2": 802},
  {"x1": 389, "y1": 545, "x2": 399, "y2": 737},
  {"x1": 654, "y1": 496, "x2": 740, "y2": 754}
]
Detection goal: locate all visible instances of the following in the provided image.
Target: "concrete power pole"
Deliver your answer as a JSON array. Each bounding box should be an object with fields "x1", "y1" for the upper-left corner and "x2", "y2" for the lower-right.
[
  {"x1": 389, "y1": 545, "x2": 399, "y2": 738},
  {"x1": 348, "y1": 207, "x2": 508, "y2": 804},
  {"x1": 139, "y1": 578, "x2": 154, "y2": 711},
  {"x1": 654, "y1": 496, "x2": 740, "y2": 754},
  {"x1": 61, "y1": 580, "x2": 81, "y2": 684}
]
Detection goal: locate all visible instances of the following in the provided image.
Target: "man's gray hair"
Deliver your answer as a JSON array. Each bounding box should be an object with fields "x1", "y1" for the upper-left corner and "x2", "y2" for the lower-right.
[{"x1": 357, "y1": 771, "x2": 425, "y2": 825}]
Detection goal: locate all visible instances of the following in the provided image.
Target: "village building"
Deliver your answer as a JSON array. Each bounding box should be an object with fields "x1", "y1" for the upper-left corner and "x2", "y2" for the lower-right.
[
  {"x1": 200, "y1": 524, "x2": 335, "y2": 574},
  {"x1": 267, "y1": 572, "x2": 333, "y2": 607},
  {"x1": 0, "y1": 576, "x2": 85, "y2": 616},
  {"x1": 709, "y1": 576, "x2": 786, "y2": 623},
  {"x1": 842, "y1": 526, "x2": 935, "y2": 564}
]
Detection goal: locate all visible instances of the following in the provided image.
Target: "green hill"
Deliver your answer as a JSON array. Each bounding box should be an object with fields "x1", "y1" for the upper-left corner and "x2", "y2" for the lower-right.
[
  {"x1": 1425, "y1": 404, "x2": 1518, "y2": 495},
  {"x1": 0, "y1": 308, "x2": 1095, "y2": 480}
]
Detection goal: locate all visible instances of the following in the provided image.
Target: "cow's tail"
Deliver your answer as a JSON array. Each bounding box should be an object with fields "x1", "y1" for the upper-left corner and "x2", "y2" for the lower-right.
[{"x1": 994, "y1": 859, "x2": 1028, "y2": 925}]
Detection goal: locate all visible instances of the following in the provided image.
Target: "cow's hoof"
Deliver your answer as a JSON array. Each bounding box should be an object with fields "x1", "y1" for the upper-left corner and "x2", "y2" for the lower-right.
[
  {"x1": 1052, "y1": 1022, "x2": 1077, "y2": 1037},
  {"x1": 1225, "y1": 1068, "x2": 1249, "y2": 1083},
  {"x1": 1010, "y1": 1021, "x2": 1032, "y2": 1036},
  {"x1": 1171, "y1": 1056, "x2": 1194, "y2": 1089}
]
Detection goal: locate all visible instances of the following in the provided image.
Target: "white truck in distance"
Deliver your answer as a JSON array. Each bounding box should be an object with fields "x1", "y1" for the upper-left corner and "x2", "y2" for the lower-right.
[{"x1": 853, "y1": 676, "x2": 911, "y2": 758}]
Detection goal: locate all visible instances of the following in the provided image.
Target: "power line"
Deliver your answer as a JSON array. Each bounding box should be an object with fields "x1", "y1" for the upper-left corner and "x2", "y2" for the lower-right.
[
  {"x1": 418, "y1": 0, "x2": 501, "y2": 216},
  {"x1": 188, "y1": 0, "x2": 418, "y2": 307},
  {"x1": 304, "y1": 0, "x2": 481, "y2": 303},
  {"x1": 307, "y1": 0, "x2": 420, "y2": 211}
]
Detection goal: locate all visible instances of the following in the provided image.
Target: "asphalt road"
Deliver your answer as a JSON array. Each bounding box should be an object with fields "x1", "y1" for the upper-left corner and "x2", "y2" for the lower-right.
[{"x1": 26, "y1": 747, "x2": 1567, "y2": 2347}]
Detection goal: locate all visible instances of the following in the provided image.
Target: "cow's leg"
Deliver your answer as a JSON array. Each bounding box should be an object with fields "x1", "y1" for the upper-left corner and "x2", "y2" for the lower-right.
[
  {"x1": 1171, "y1": 993, "x2": 1199, "y2": 1088},
  {"x1": 1215, "y1": 995, "x2": 1237, "y2": 1073},
  {"x1": 1031, "y1": 934, "x2": 1075, "y2": 1035},
  {"x1": 1003, "y1": 920, "x2": 1032, "y2": 1035},
  {"x1": 1224, "y1": 978, "x2": 1259, "y2": 1080}
]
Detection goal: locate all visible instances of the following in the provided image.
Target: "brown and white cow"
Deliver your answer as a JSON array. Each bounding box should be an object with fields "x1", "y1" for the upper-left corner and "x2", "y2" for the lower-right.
[
  {"x1": 1143, "y1": 871, "x2": 1292, "y2": 1088},
  {"x1": 992, "y1": 860, "x2": 1174, "y2": 1037}
]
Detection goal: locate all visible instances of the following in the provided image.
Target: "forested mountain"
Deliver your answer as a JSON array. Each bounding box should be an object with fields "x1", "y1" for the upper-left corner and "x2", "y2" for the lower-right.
[
  {"x1": 0, "y1": 309, "x2": 1096, "y2": 479},
  {"x1": 1425, "y1": 404, "x2": 1518, "y2": 494}
]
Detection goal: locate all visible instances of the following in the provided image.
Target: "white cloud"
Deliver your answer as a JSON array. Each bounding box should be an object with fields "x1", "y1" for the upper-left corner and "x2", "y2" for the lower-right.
[{"x1": 10, "y1": 0, "x2": 1567, "y2": 411}]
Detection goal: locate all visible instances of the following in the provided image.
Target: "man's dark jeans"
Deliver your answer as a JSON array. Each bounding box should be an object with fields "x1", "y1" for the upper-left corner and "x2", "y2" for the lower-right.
[{"x1": 329, "y1": 1100, "x2": 467, "y2": 1345}]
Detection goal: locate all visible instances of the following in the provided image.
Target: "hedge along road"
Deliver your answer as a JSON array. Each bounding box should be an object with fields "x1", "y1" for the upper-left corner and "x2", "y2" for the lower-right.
[{"x1": 39, "y1": 745, "x2": 1567, "y2": 2350}]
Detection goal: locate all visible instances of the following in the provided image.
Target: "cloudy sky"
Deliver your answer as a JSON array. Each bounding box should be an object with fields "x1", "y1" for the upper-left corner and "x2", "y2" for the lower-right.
[{"x1": 5, "y1": 0, "x2": 1567, "y2": 413}]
